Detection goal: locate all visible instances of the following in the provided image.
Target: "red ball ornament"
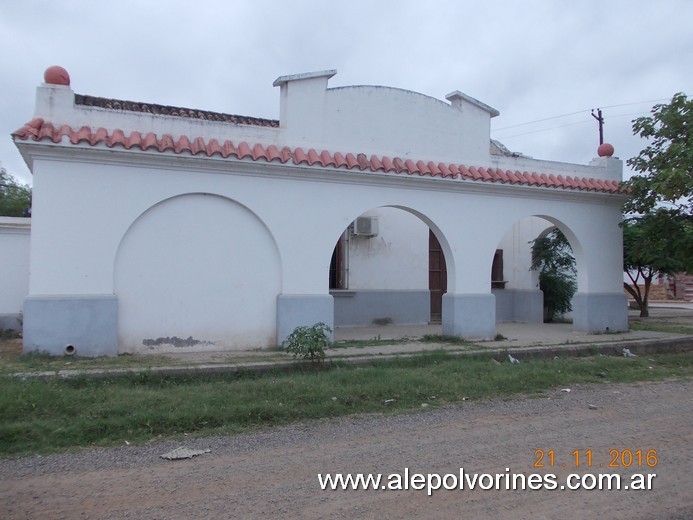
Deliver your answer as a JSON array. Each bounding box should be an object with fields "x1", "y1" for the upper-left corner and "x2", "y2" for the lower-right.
[
  {"x1": 597, "y1": 143, "x2": 614, "y2": 157},
  {"x1": 44, "y1": 66, "x2": 70, "y2": 86}
]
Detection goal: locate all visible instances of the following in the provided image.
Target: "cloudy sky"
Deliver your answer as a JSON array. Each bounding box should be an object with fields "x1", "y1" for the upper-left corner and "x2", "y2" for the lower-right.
[{"x1": 1, "y1": 0, "x2": 691, "y2": 185}]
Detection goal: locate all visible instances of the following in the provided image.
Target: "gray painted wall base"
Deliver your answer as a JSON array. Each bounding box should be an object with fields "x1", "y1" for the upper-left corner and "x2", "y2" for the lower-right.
[
  {"x1": 23, "y1": 295, "x2": 118, "y2": 357},
  {"x1": 442, "y1": 293, "x2": 496, "y2": 339},
  {"x1": 332, "y1": 290, "x2": 429, "y2": 326},
  {"x1": 0, "y1": 313, "x2": 23, "y2": 333},
  {"x1": 572, "y1": 292, "x2": 628, "y2": 333},
  {"x1": 493, "y1": 289, "x2": 543, "y2": 323},
  {"x1": 276, "y1": 294, "x2": 334, "y2": 346}
]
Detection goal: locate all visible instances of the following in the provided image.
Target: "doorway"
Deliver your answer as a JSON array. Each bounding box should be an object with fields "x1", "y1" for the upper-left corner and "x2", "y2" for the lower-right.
[{"x1": 428, "y1": 230, "x2": 447, "y2": 323}]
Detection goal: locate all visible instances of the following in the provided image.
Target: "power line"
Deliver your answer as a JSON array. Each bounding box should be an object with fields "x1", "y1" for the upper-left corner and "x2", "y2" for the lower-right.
[
  {"x1": 491, "y1": 98, "x2": 669, "y2": 133},
  {"x1": 494, "y1": 110, "x2": 652, "y2": 140},
  {"x1": 495, "y1": 120, "x2": 592, "y2": 140},
  {"x1": 492, "y1": 110, "x2": 586, "y2": 132}
]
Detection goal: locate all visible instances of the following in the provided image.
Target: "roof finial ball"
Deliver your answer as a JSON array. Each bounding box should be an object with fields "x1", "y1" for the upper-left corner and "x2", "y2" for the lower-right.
[
  {"x1": 44, "y1": 65, "x2": 70, "y2": 86},
  {"x1": 597, "y1": 142, "x2": 614, "y2": 158}
]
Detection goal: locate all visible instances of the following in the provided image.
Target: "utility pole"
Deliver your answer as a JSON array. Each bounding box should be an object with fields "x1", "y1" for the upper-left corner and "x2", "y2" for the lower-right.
[{"x1": 591, "y1": 108, "x2": 604, "y2": 145}]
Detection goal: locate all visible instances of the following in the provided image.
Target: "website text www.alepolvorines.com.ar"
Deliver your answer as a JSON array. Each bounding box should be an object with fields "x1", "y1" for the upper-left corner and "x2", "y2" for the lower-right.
[{"x1": 318, "y1": 468, "x2": 657, "y2": 496}]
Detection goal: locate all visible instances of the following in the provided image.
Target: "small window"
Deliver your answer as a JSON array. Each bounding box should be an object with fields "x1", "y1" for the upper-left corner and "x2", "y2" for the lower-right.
[
  {"x1": 329, "y1": 233, "x2": 348, "y2": 289},
  {"x1": 492, "y1": 249, "x2": 506, "y2": 289}
]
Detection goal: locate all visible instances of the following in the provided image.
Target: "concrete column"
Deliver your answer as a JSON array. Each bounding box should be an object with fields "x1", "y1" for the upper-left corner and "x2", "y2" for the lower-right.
[
  {"x1": 23, "y1": 294, "x2": 118, "y2": 357},
  {"x1": 442, "y1": 293, "x2": 496, "y2": 339},
  {"x1": 572, "y1": 292, "x2": 628, "y2": 333},
  {"x1": 493, "y1": 289, "x2": 544, "y2": 323},
  {"x1": 276, "y1": 294, "x2": 334, "y2": 346}
]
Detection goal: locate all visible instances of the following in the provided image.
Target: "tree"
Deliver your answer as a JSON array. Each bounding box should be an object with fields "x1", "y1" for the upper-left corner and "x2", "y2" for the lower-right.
[
  {"x1": 621, "y1": 93, "x2": 693, "y2": 316},
  {"x1": 0, "y1": 168, "x2": 32, "y2": 217},
  {"x1": 531, "y1": 228, "x2": 577, "y2": 322},
  {"x1": 623, "y1": 209, "x2": 692, "y2": 317},
  {"x1": 623, "y1": 93, "x2": 692, "y2": 216}
]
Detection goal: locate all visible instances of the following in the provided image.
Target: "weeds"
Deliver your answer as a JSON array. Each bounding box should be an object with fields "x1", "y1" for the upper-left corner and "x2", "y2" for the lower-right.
[
  {"x1": 283, "y1": 323, "x2": 331, "y2": 363},
  {"x1": 331, "y1": 338, "x2": 410, "y2": 349},
  {"x1": 0, "y1": 350, "x2": 689, "y2": 457},
  {"x1": 420, "y1": 334, "x2": 476, "y2": 346},
  {"x1": 630, "y1": 321, "x2": 693, "y2": 335}
]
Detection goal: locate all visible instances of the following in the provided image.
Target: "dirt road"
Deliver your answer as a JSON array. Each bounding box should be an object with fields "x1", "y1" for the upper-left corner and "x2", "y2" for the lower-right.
[{"x1": 1, "y1": 379, "x2": 691, "y2": 519}]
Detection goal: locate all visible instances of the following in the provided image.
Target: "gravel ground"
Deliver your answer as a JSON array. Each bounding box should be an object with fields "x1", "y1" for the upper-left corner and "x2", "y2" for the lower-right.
[{"x1": 1, "y1": 379, "x2": 691, "y2": 519}]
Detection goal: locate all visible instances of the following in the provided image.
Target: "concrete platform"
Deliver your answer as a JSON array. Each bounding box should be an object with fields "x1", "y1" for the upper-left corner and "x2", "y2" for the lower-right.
[
  {"x1": 146, "y1": 304, "x2": 693, "y2": 364},
  {"x1": 12, "y1": 304, "x2": 692, "y2": 379}
]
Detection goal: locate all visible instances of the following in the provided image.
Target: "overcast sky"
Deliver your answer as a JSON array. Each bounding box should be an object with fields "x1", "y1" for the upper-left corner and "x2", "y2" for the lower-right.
[{"x1": 1, "y1": 0, "x2": 691, "y2": 185}]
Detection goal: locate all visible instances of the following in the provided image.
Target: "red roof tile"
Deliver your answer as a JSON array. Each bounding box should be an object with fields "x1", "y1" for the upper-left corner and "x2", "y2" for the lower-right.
[
  {"x1": 74, "y1": 94, "x2": 279, "y2": 128},
  {"x1": 12, "y1": 118, "x2": 625, "y2": 194},
  {"x1": 334, "y1": 152, "x2": 347, "y2": 168}
]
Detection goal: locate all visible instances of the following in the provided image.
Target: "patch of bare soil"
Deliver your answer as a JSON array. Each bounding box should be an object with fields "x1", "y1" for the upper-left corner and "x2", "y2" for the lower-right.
[
  {"x1": 1, "y1": 379, "x2": 691, "y2": 519},
  {"x1": 0, "y1": 337, "x2": 21, "y2": 357}
]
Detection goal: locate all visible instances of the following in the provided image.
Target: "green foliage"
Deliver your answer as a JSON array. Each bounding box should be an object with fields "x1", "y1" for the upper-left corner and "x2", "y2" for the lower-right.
[
  {"x1": 531, "y1": 229, "x2": 577, "y2": 322},
  {"x1": 623, "y1": 93, "x2": 692, "y2": 215},
  {"x1": 621, "y1": 93, "x2": 693, "y2": 316},
  {"x1": 0, "y1": 168, "x2": 32, "y2": 217},
  {"x1": 538, "y1": 272, "x2": 577, "y2": 322},
  {"x1": 283, "y1": 322, "x2": 332, "y2": 363},
  {"x1": 420, "y1": 334, "x2": 474, "y2": 346},
  {"x1": 622, "y1": 209, "x2": 693, "y2": 316},
  {"x1": 0, "y1": 351, "x2": 689, "y2": 456}
]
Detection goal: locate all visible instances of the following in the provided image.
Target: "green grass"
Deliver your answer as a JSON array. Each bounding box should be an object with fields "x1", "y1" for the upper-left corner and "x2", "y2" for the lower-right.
[
  {"x1": 331, "y1": 338, "x2": 411, "y2": 349},
  {"x1": 629, "y1": 320, "x2": 693, "y2": 335},
  {"x1": 0, "y1": 350, "x2": 690, "y2": 457},
  {"x1": 0, "y1": 339, "x2": 290, "y2": 375},
  {"x1": 420, "y1": 334, "x2": 476, "y2": 346}
]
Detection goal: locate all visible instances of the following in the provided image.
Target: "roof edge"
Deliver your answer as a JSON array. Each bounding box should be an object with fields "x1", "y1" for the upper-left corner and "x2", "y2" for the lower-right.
[
  {"x1": 446, "y1": 90, "x2": 500, "y2": 118},
  {"x1": 273, "y1": 69, "x2": 337, "y2": 87}
]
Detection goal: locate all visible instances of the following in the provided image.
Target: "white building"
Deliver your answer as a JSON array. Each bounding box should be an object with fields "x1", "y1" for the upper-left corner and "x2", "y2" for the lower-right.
[
  {"x1": 10, "y1": 66, "x2": 628, "y2": 356},
  {"x1": 0, "y1": 217, "x2": 31, "y2": 332}
]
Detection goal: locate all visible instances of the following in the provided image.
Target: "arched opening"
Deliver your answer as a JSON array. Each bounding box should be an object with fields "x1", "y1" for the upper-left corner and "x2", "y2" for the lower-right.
[
  {"x1": 327, "y1": 205, "x2": 453, "y2": 329},
  {"x1": 428, "y1": 230, "x2": 447, "y2": 323},
  {"x1": 492, "y1": 215, "x2": 582, "y2": 324}
]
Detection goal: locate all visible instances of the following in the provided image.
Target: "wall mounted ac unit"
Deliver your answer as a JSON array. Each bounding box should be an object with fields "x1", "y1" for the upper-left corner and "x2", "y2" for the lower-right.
[{"x1": 351, "y1": 216, "x2": 379, "y2": 237}]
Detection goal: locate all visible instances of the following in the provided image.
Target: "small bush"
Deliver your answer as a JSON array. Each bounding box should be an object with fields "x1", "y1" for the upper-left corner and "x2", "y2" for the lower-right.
[
  {"x1": 531, "y1": 229, "x2": 577, "y2": 322},
  {"x1": 539, "y1": 271, "x2": 577, "y2": 322},
  {"x1": 283, "y1": 323, "x2": 332, "y2": 363}
]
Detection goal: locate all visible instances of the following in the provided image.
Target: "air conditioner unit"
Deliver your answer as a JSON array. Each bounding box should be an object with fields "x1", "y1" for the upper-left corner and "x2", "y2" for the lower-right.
[{"x1": 351, "y1": 216, "x2": 379, "y2": 237}]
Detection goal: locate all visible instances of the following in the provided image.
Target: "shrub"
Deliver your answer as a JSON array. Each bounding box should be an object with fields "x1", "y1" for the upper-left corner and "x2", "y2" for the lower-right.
[
  {"x1": 283, "y1": 322, "x2": 332, "y2": 363},
  {"x1": 531, "y1": 229, "x2": 577, "y2": 322},
  {"x1": 539, "y1": 271, "x2": 577, "y2": 322}
]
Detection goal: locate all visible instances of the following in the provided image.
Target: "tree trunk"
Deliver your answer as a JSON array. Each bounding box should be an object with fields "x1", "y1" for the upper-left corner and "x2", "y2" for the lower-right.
[
  {"x1": 640, "y1": 276, "x2": 652, "y2": 318},
  {"x1": 624, "y1": 282, "x2": 646, "y2": 316}
]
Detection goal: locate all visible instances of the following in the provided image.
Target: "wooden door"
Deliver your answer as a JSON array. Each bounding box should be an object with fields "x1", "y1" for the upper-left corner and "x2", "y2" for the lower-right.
[
  {"x1": 329, "y1": 238, "x2": 344, "y2": 289},
  {"x1": 428, "y1": 230, "x2": 447, "y2": 323}
]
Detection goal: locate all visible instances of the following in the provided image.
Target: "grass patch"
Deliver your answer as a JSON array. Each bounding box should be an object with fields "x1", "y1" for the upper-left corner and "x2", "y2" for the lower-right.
[
  {"x1": 629, "y1": 320, "x2": 693, "y2": 335},
  {"x1": 0, "y1": 338, "x2": 289, "y2": 375},
  {"x1": 420, "y1": 334, "x2": 476, "y2": 346},
  {"x1": 1, "y1": 350, "x2": 690, "y2": 457},
  {"x1": 331, "y1": 338, "x2": 411, "y2": 349}
]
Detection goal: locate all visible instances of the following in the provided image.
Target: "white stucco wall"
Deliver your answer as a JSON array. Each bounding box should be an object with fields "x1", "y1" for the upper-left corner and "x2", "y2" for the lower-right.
[
  {"x1": 114, "y1": 193, "x2": 281, "y2": 352},
  {"x1": 347, "y1": 208, "x2": 428, "y2": 290},
  {"x1": 0, "y1": 217, "x2": 31, "y2": 320},
  {"x1": 497, "y1": 217, "x2": 555, "y2": 290}
]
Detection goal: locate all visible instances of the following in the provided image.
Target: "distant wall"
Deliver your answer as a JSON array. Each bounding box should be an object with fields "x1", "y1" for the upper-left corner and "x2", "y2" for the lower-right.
[
  {"x1": 348, "y1": 208, "x2": 428, "y2": 291},
  {"x1": 497, "y1": 216, "x2": 555, "y2": 290},
  {"x1": 0, "y1": 217, "x2": 31, "y2": 331}
]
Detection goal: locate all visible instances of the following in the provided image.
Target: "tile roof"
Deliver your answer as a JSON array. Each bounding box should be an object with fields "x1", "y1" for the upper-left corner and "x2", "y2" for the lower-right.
[
  {"x1": 74, "y1": 94, "x2": 280, "y2": 128},
  {"x1": 12, "y1": 118, "x2": 625, "y2": 194}
]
